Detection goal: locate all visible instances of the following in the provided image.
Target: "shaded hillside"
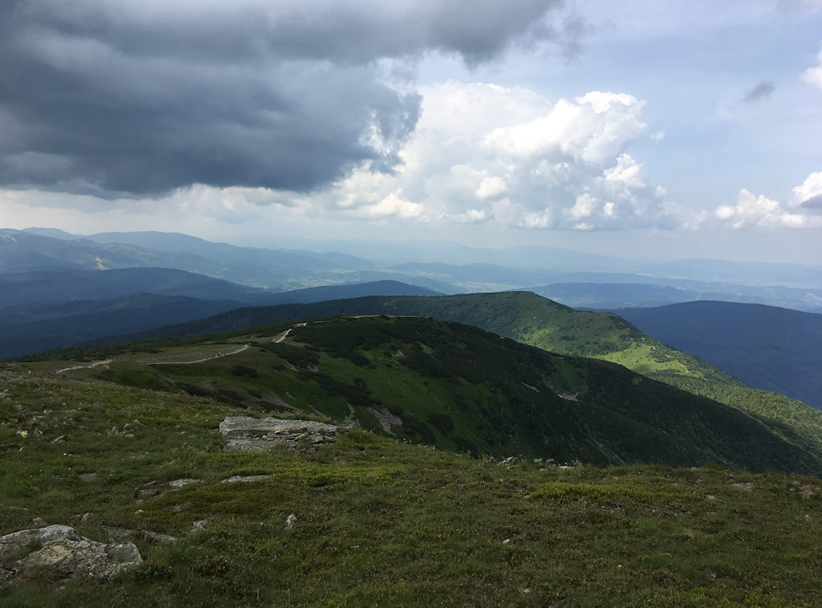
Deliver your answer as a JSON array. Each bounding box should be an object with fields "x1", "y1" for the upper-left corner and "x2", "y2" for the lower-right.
[
  {"x1": 18, "y1": 316, "x2": 822, "y2": 474},
  {"x1": 617, "y1": 301, "x2": 822, "y2": 410},
  {"x1": 119, "y1": 292, "x2": 822, "y2": 460}
]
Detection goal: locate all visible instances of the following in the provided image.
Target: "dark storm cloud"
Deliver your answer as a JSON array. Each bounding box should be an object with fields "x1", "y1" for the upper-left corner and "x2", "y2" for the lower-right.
[
  {"x1": 742, "y1": 81, "x2": 776, "y2": 104},
  {"x1": 0, "y1": 0, "x2": 569, "y2": 198}
]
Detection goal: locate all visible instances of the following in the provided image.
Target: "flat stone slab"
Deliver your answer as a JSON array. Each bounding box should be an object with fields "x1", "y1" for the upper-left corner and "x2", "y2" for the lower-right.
[
  {"x1": 0, "y1": 525, "x2": 142, "y2": 581},
  {"x1": 219, "y1": 416, "x2": 342, "y2": 452},
  {"x1": 222, "y1": 475, "x2": 272, "y2": 483}
]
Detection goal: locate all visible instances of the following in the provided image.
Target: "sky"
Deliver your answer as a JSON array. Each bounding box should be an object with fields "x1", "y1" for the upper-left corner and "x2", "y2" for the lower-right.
[{"x1": 0, "y1": 0, "x2": 821, "y2": 263}]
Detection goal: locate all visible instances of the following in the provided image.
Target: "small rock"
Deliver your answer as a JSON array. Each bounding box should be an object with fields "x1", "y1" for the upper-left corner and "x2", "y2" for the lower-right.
[
  {"x1": 136, "y1": 488, "x2": 162, "y2": 502},
  {"x1": 167, "y1": 478, "x2": 201, "y2": 489},
  {"x1": 52, "y1": 435, "x2": 66, "y2": 444},
  {"x1": 143, "y1": 531, "x2": 180, "y2": 544},
  {"x1": 102, "y1": 526, "x2": 133, "y2": 539},
  {"x1": 31, "y1": 517, "x2": 47, "y2": 528},
  {"x1": 800, "y1": 485, "x2": 816, "y2": 500},
  {"x1": 732, "y1": 482, "x2": 754, "y2": 492},
  {"x1": 170, "y1": 503, "x2": 190, "y2": 513},
  {"x1": 78, "y1": 473, "x2": 97, "y2": 483},
  {"x1": 706, "y1": 495, "x2": 717, "y2": 501},
  {"x1": 498, "y1": 456, "x2": 518, "y2": 466},
  {"x1": 221, "y1": 475, "x2": 271, "y2": 484},
  {"x1": 285, "y1": 514, "x2": 298, "y2": 529},
  {"x1": 191, "y1": 520, "x2": 209, "y2": 533},
  {"x1": 502, "y1": 538, "x2": 511, "y2": 545},
  {"x1": 80, "y1": 513, "x2": 95, "y2": 524},
  {"x1": 684, "y1": 533, "x2": 696, "y2": 543},
  {"x1": 533, "y1": 458, "x2": 543, "y2": 465}
]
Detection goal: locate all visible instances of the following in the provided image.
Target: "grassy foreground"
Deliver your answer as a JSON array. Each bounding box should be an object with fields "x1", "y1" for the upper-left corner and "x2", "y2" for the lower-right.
[{"x1": 1, "y1": 370, "x2": 821, "y2": 607}]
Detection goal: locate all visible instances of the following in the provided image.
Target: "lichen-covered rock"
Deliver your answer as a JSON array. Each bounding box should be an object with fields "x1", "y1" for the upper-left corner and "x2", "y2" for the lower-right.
[
  {"x1": 219, "y1": 416, "x2": 342, "y2": 452},
  {"x1": 0, "y1": 525, "x2": 142, "y2": 580}
]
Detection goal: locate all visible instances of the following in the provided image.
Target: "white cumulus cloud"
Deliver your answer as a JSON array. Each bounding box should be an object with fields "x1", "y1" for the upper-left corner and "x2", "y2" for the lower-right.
[
  {"x1": 714, "y1": 172, "x2": 822, "y2": 229},
  {"x1": 803, "y1": 42, "x2": 822, "y2": 90},
  {"x1": 318, "y1": 82, "x2": 675, "y2": 230}
]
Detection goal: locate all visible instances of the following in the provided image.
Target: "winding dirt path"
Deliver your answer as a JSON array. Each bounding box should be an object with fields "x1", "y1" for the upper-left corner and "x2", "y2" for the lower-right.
[
  {"x1": 149, "y1": 344, "x2": 250, "y2": 366},
  {"x1": 55, "y1": 359, "x2": 113, "y2": 374}
]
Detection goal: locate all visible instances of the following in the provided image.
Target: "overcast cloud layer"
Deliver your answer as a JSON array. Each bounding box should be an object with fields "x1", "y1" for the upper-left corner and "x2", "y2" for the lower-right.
[{"x1": 0, "y1": 0, "x2": 572, "y2": 197}]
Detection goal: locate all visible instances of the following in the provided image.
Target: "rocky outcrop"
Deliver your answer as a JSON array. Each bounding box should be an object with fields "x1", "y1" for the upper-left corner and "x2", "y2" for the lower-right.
[
  {"x1": 219, "y1": 417, "x2": 342, "y2": 452},
  {"x1": 0, "y1": 525, "x2": 142, "y2": 581}
]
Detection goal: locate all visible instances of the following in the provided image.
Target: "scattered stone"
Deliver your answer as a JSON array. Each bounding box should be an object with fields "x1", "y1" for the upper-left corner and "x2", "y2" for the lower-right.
[
  {"x1": 732, "y1": 482, "x2": 754, "y2": 492},
  {"x1": 285, "y1": 514, "x2": 298, "y2": 529},
  {"x1": 167, "y1": 478, "x2": 201, "y2": 489},
  {"x1": 498, "y1": 456, "x2": 518, "y2": 466},
  {"x1": 502, "y1": 538, "x2": 511, "y2": 545},
  {"x1": 144, "y1": 531, "x2": 180, "y2": 544},
  {"x1": 106, "y1": 426, "x2": 134, "y2": 439},
  {"x1": 533, "y1": 458, "x2": 543, "y2": 465},
  {"x1": 689, "y1": 467, "x2": 700, "y2": 472},
  {"x1": 103, "y1": 526, "x2": 179, "y2": 544},
  {"x1": 102, "y1": 525, "x2": 133, "y2": 538},
  {"x1": 219, "y1": 417, "x2": 342, "y2": 452},
  {"x1": 52, "y1": 435, "x2": 66, "y2": 444},
  {"x1": 31, "y1": 517, "x2": 47, "y2": 528},
  {"x1": 221, "y1": 475, "x2": 271, "y2": 484},
  {"x1": 800, "y1": 485, "x2": 817, "y2": 500},
  {"x1": 136, "y1": 488, "x2": 162, "y2": 502},
  {"x1": 0, "y1": 525, "x2": 142, "y2": 580},
  {"x1": 367, "y1": 408, "x2": 403, "y2": 435},
  {"x1": 191, "y1": 520, "x2": 209, "y2": 533},
  {"x1": 78, "y1": 473, "x2": 97, "y2": 483},
  {"x1": 170, "y1": 503, "x2": 190, "y2": 513}
]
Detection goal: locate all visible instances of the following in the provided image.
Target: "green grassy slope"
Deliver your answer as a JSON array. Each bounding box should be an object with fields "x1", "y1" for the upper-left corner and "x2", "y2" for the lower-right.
[
  {"x1": 114, "y1": 291, "x2": 822, "y2": 460},
  {"x1": 12, "y1": 316, "x2": 822, "y2": 474},
  {"x1": 1, "y1": 368, "x2": 821, "y2": 607}
]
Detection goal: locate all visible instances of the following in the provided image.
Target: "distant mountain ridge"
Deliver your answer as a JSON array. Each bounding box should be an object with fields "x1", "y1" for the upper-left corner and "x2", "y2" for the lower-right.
[
  {"x1": 0, "y1": 272, "x2": 439, "y2": 359},
  {"x1": 616, "y1": 301, "x2": 822, "y2": 410}
]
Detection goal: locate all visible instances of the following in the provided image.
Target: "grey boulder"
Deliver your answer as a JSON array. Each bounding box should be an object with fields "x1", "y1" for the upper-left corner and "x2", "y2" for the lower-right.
[
  {"x1": 219, "y1": 417, "x2": 342, "y2": 452},
  {"x1": 0, "y1": 525, "x2": 142, "y2": 581}
]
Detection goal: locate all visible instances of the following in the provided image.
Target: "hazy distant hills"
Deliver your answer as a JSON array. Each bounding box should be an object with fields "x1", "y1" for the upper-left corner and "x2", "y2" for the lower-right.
[
  {"x1": 1, "y1": 229, "x2": 452, "y2": 292},
  {"x1": 0, "y1": 270, "x2": 438, "y2": 358},
  {"x1": 617, "y1": 301, "x2": 822, "y2": 410},
  {"x1": 530, "y1": 281, "x2": 822, "y2": 313},
  {"x1": 0, "y1": 267, "x2": 272, "y2": 308},
  {"x1": 6, "y1": 228, "x2": 822, "y2": 309}
]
